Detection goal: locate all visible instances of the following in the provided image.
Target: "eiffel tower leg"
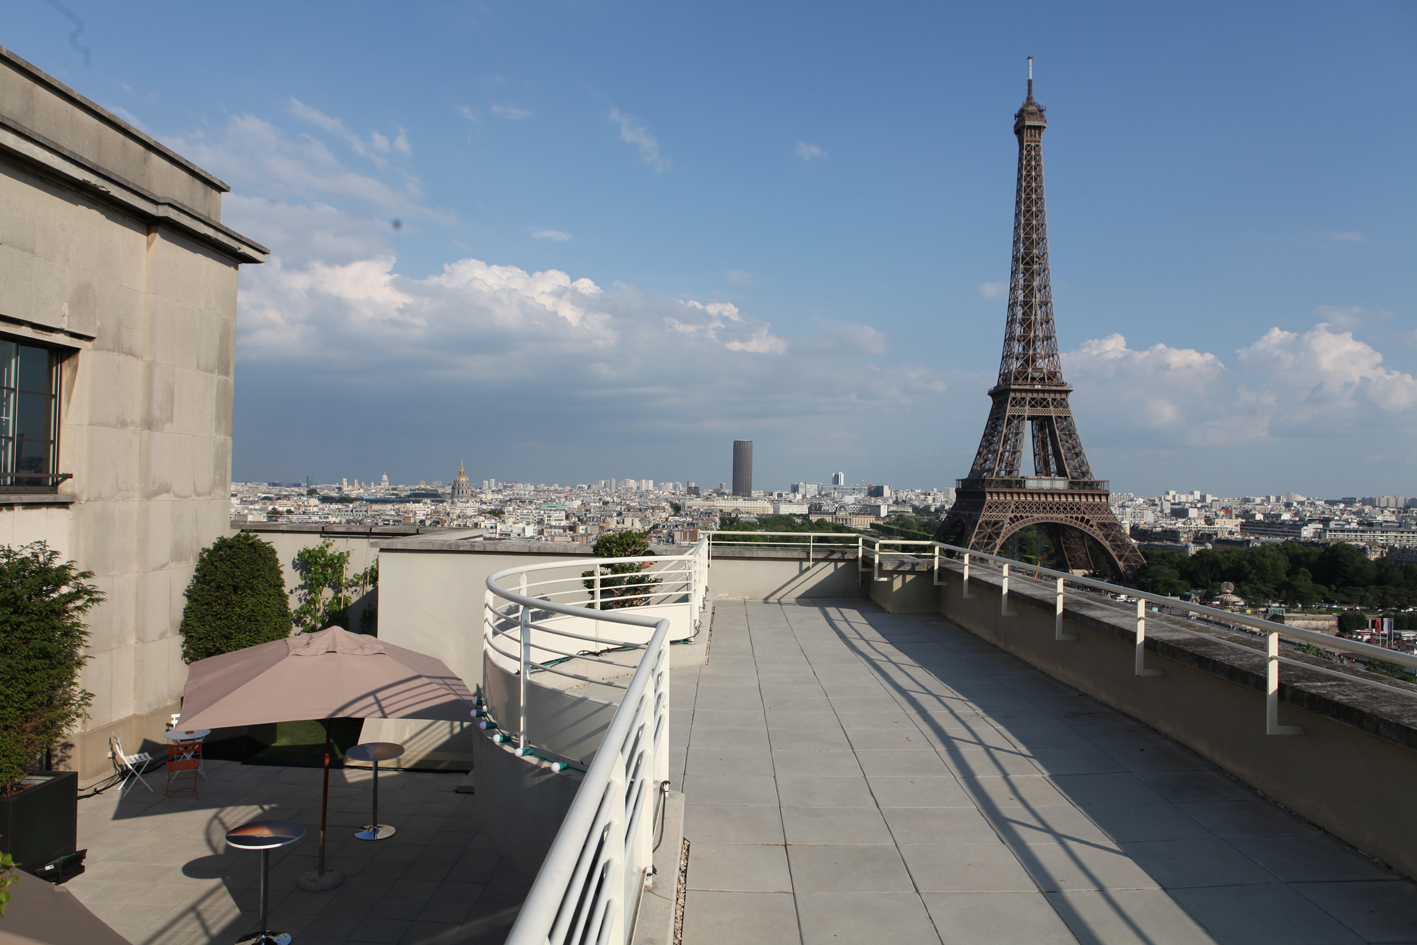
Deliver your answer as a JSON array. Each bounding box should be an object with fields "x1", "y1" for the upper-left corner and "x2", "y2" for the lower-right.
[{"x1": 1092, "y1": 520, "x2": 1147, "y2": 579}]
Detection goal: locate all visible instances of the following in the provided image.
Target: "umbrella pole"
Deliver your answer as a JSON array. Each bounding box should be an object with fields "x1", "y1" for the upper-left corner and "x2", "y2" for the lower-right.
[
  {"x1": 298, "y1": 718, "x2": 344, "y2": 891},
  {"x1": 320, "y1": 718, "x2": 331, "y2": 873}
]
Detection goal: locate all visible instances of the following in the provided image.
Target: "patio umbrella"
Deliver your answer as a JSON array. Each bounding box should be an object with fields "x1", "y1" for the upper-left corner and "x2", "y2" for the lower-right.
[
  {"x1": 175, "y1": 627, "x2": 475, "y2": 889},
  {"x1": 0, "y1": 869, "x2": 132, "y2": 945}
]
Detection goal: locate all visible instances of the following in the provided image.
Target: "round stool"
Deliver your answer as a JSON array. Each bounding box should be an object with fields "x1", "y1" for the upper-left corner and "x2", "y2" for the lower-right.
[
  {"x1": 225, "y1": 820, "x2": 305, "y2": 945},
  {"x1": 344, "y1": 742, "x2": 405, "y2": 841}
]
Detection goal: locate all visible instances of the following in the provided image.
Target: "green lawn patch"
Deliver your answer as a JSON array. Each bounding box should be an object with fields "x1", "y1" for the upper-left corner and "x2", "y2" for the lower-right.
[{"x1": 244, "y1": 717, "x2": 366, "y2": 768}]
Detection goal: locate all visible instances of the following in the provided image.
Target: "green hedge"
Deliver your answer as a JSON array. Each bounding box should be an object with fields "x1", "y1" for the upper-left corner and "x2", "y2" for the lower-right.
[{"x1": 180, "y1": 533, "x2": 292, "y2": 662}]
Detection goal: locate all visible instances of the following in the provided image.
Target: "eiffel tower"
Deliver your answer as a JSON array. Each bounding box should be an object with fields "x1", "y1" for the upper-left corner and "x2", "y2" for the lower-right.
[{"x1": 936, "y1": 61, "x2": 1145, "y2": 578}]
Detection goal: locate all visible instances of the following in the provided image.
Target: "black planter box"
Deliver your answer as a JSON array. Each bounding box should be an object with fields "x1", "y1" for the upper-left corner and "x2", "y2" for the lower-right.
[{"x1": 0, "y1": 770, "x2": 78, "y2": 876}]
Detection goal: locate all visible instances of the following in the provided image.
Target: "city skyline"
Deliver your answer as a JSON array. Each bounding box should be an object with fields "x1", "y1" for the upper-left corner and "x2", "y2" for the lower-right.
[{"x1": 8, "y1": 4, "x2": 1413, "y2": 494}]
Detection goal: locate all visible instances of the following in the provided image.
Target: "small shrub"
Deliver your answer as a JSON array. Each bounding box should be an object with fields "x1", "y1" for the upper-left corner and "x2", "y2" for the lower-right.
[
  {"x1": 0, "y1": 542, "x2": 103, "y2": 794},
  {"x1": 1297, "y1": 643, "x2": 1334, "y2": 661},
  {"x1": 180, "y1": 533, "x2": 291, "y2": 662},
  {"x1": 583, "y1": 531, "x2": 659, "y2": 610}
]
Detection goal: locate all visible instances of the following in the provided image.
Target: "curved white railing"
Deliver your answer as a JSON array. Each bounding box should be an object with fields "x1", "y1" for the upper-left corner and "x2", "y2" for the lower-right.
[
  {"x1": 491, "y1": 539, "x2": 708, "y2": 945},
  {"x1": 707, "y1": 530, "x2": 1417, "y2": 736}
]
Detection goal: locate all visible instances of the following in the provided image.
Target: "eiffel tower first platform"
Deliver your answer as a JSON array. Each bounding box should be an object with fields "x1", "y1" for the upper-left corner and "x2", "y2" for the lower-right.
[{"x1": 936, "y1": 63, "x2": 1145, "y2": 578}]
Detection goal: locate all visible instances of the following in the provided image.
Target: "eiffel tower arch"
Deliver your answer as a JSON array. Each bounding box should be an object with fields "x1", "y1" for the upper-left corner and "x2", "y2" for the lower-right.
[{"x1": 936, "y1": 63, "x2": 1145, "y2": 579}]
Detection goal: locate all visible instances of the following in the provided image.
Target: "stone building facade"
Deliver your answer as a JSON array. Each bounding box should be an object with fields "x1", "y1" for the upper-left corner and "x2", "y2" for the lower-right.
[{"x1": 0, "y1": 46, "x2": 265, "y2": 779}]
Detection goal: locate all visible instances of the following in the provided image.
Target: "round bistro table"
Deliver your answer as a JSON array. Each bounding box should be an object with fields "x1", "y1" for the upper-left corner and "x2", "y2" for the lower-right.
[
  {"x1": 225, "y1": 820, "x2": 305, "y2": 945},
  {"x1": 344, "y1": 742, "x2": 405, "y2": 841}
]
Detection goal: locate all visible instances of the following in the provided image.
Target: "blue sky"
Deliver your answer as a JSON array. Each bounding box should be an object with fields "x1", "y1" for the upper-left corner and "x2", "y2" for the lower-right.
[{"x1": 9, "y1": 1, "x2": 1417, "y2": 496}]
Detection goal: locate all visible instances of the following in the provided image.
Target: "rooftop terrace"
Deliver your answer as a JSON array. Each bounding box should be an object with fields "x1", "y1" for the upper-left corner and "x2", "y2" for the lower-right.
[
  {"x1": 66, "y1": 597, "x2": 1417, "y2": 944},
  {"x1": 675, "y1": 601, "x2": 1417, "y2": 944}
]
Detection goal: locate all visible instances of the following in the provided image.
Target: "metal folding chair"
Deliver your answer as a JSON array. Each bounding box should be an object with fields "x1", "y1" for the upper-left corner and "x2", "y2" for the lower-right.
[
  {"x1": 165, "y1": 740, "x2": 201, "y2": 802},
  {"x1": 110, "y1": 735, "x2": 154, "y2": 796}
]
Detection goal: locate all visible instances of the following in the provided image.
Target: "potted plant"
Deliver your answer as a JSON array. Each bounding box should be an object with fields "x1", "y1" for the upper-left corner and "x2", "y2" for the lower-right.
[{"x1": 0, "y1": 542, "x2": 102, "y2": 880}]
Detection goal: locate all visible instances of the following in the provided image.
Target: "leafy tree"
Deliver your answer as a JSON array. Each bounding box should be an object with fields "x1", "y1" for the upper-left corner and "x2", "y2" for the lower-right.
[
  {"x1": 306, "y1": 488, "x2": 318, "y2": 497},
  {"x1": 180, "y1": 533, "x2": 291, "y2": 662},
  {"x1": 290, "y1": 540, "x2": 380, "y2": 634},
  {"x1": 1337, "y1": 611, "x2": 1368, "y2": 636},
  {"x1": 1135, "y1": 550, "x2": 1190, "y2": 596},
  {"x1": 583, "y1": 531, "x2": 659, "y2": 609},
  {"x1": 1316, "y1": 544, "x2": 1377, "y2": 590},
  {"x1": 0, "y1": 543, "x2": 104, "y2": 795},
  {"x1": 291, "y1": 540, "x2": 350, "y2": 632}
]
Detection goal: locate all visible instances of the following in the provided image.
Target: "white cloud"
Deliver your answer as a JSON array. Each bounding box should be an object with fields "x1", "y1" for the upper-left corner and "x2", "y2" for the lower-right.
[
  {"x1": 288, "y1": 98, "x2": 411, "y2": 169},
  {"x1": 164, "y1": 114, "x2": 455, "y2": 224},
  {"x1": 235, "y1": 232, "x2": 947, "y2": 440},
  {"x1": 1238, "y1": 322, "x2": 1417, "y2": 419},
  {"x1": 1063, "y1": 323, "x2": 1417, "y2": 451},
  {"x1": 608, "y1": 107, "x2": 669, "y2": 172},
  {"x1": 532, "y1": 229, "x2": 572, "y2": 241},
  {"x1": 979, "y1": 282, "x2": 1006, "y2": 300},
  {"x1": 724, "y1": 269, "x2": 754, "y2": 287},
  {"x1": 797, "y1": 142, "x2": 826, "y2": 160},
  {"x1": 455, "y1": 104, "x2": 478, "y2": 122},
  {"x1": 491, "y1": 102, "x2": 532, "y2": 120}
]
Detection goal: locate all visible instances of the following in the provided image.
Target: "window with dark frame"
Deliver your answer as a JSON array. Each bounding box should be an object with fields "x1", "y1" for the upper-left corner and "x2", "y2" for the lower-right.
[{"x1": 0, "y1": 339, "x2": 63, "y2": 492}]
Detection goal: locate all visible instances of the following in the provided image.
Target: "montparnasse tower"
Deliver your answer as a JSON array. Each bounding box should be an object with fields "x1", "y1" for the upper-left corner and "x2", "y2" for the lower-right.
[{"x1": 451, "y1": 462, "x2": 473, "y2": 501}]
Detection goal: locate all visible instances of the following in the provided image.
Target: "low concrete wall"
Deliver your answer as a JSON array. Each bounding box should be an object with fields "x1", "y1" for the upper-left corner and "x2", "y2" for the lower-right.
[
  {"x1": 883, "y1": 560, "x2": 1417, "y2": 879},
  {"x1": 471, "y1": 725, "x2": 581, "y2": 879},
  {"x1": 708, "y1": 548, "x2": 861, "y2": 599},
  {"x1": 1278, "y1": 613, "x2": 1340, "y2": 634}
]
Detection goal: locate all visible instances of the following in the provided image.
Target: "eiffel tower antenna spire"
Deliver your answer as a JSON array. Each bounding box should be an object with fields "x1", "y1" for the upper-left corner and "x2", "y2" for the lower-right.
[{"x1": 936, "y1": 71, "x2": 1144, "y2": 578}]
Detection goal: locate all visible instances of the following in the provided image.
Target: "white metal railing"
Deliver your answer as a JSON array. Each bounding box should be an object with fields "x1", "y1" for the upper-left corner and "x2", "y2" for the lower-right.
[
  {"x1": 709, "y1": 528, "x2": 1417, "y2": 737},
  {"x1": 706, "y1": 529, "x2": 865, "y2": 565},
  {"x1": 490, "y1": 538, "x2": 708, "y2": 945},
  {"x1": 865, "y1": 536, "x2": 1417, "y2": 736}
]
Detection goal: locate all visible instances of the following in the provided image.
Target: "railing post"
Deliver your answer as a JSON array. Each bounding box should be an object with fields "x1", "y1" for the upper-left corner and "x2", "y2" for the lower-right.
[
  {"x1": 1055, "y1": 576, "x2": 1076, "y2": 640},
  {"x1": 932, "y1": 545, "x2": 943, "y2": 586},
  {"x1": 1001, "y1": 562, "x2": 1017, "y2": 616},
  {"x1": 519, "y1": 604, "x2": 531, "y2": 750},
  {"x1": 808, "y1": 533, "x2": 814, "y2": 565},
  {"x1": 1267, "y1": 631, "x2": 1303, "y2": 735},
  {"x1": 962, "y1": 552, "x2": 974, "y2": 599},
  {"x1": 1135, "y1": 598, "x2": 1162, "y2": 676}
]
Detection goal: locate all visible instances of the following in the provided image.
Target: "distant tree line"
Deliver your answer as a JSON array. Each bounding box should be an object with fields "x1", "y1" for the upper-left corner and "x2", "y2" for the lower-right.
[
  {"x1": 714, "y1": 515, "x2": 861, "y2": 544},
  {"x1": 1135, "y1": 541, "x2": 1417, "y2": 609}
]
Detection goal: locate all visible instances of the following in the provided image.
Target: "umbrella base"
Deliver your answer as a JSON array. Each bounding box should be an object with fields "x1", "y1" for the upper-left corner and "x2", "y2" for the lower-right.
[
  {"x1": 296, "y1": 868, "x2": 345, "y2": 891},
  {"x1": 354, "y1": 824, "x2": 396, "y2": 841},
  {"x1": 236, "y1": 932, "x2": 291, "y2": 945}
]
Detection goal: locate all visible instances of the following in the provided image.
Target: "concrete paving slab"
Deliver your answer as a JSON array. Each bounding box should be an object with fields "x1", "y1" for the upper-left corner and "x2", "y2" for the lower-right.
[
  {"x1": 795, "y1": 892, "x2": 943, "y2": 945},
  {"x1": 687, "y1": 842, "x2": 793, "y2": 893},
  {"x1": 923, "y1": 891, "x2": 1080, "y2": 944},
  {"x1": 1167, "y1": 882, "x2": 1366, "y2": 944},
  {"x1": 682, "y1": 890, "x2": 801, "y2": 944},
  {"x1": 787, "y1": 844, "x2": 916, "y2": 893}
]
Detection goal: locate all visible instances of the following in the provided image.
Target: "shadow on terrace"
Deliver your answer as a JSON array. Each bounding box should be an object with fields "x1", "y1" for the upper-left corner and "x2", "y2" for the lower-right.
[{"x1": 68, "y1": 758, "x2": 525, "y2": 945}]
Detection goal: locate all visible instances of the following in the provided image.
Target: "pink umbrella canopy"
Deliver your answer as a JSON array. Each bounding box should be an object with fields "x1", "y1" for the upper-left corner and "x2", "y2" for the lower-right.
[{"x1": 175, "y1": 627, "x2": 474, "y2": 729}]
